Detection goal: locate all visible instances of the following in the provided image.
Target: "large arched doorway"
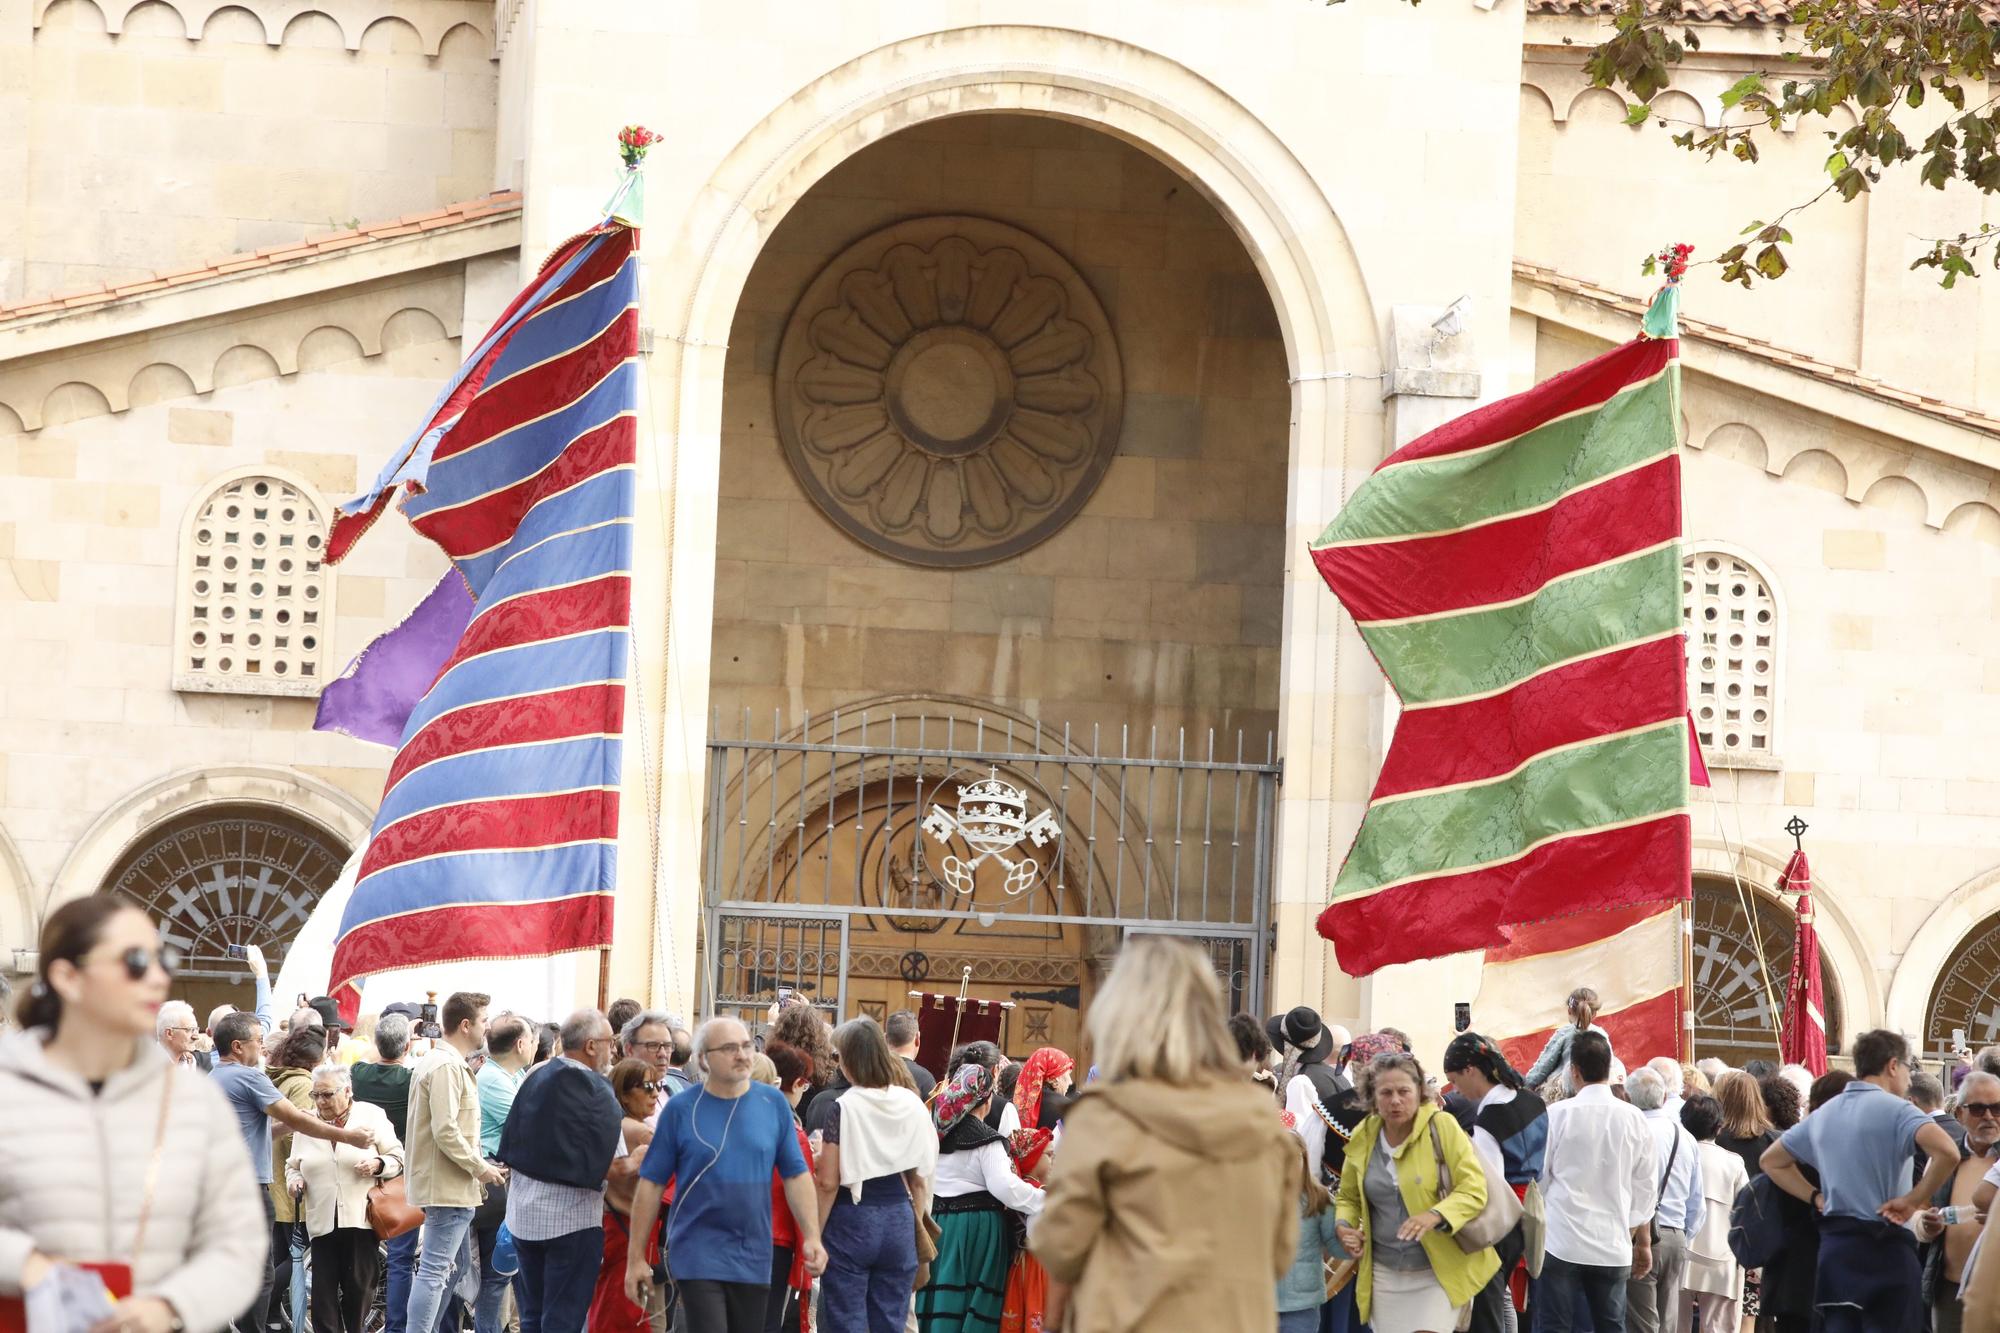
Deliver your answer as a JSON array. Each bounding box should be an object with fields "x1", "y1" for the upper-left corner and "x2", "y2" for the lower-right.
[
  {"x1": 1691, "y1": 875, "x2": 1843, "y2": 1067},
  {"x1": 700, "y1": 110, "x2": 1295, "y2": 1051},
  {"x1": 1923, "y1": 911, "x2": 2000, "y2": 1060},
  {"x1": 101, "y1": 805, "x2": 349, "y2": 1019}
]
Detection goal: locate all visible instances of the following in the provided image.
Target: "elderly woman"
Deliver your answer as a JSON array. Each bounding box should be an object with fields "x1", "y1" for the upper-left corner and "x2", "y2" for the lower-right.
[
  {"x1": 1031, "y1": 937, "x2": 1297, "y2": 1333},
  {"x1": 286, "y1": 1064, "x2": 404, "y2": 1333},
  {"x1": 1333, "y1": 1051, "x2": 1498, "y2": 1333}
]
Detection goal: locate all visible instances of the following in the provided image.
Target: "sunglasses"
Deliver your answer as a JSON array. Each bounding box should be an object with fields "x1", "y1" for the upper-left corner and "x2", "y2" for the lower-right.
[
  {"x1": 638, "y1": 1081, "x2": 662, "y2": 1094},
  {"x1": 92, "y1": 944, "x2": 181, "y2": 981},
  {"x1": 1963, "y1": 1102, "x2": 2000, "y2": 1118}
]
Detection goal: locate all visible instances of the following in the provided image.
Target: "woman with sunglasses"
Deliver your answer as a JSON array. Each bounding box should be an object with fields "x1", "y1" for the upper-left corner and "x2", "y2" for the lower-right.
[
  {"x1": 0, "y1": 896, "x2": 268, "y2": 1333},
  {"x1": 589, "y1": 1060, "x2": 663, "y2": 1333}
]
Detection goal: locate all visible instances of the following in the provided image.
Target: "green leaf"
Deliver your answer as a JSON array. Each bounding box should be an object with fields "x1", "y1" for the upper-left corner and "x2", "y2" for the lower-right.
[
  {"x1": 1740, "y1": 219, "x2": 1766, "y2": 235},
  {"x1": 1720, "y1": 73, "x2": 1766, "y2": 109},
  {"x1": 1754, "y1": 244, "x2": 1789, "y2": 280},
  {"x1": 1641, "y1": 255, "x2": 1659, "y2": 276},
  {"x1": 1835, "y1": 166, "x2": 1870, "y2": 200},
  {"x1": 1625, "y1": 102, "x2": 1652, "y2": 126},
  {"x1": 1825, "y1": 150, "x2": 1849, "y2": 177}
]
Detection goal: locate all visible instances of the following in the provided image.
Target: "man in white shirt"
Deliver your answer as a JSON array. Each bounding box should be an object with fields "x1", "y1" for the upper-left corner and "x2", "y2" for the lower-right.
[
  {"x1": 1625, "y1": 1066, "x2": 1703, "y2": 1333},
  {"x1": 1539, "y1": 1030, "x2": 1657, "y2": 1333},
  {"x1": 1647, "y1": 1056, "x2": 1687, "y2": 1120}
]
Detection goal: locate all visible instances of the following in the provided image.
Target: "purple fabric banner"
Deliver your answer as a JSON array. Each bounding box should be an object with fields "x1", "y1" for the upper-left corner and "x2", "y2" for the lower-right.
[{"x1": 313, "y1": 572, "x2": 475, "y2": 746}]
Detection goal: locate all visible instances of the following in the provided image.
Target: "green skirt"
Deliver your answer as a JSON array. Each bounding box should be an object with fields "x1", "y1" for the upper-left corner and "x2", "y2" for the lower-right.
[{"x1": 916, "y1": 1207, "x2": 1011, "y2": 1333}]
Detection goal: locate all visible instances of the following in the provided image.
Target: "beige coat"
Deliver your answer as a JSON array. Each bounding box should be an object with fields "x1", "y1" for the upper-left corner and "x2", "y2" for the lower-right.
[
  {"x1": 285, "y1": 1100, "x2": 404, "y2": 1238},
  {"x1": 1031, "y1": 1075, "x2": 1297, "y2": 1333},
  {"x1": 405, "y1": 1043, "x2": 486, "y2": 1209},
  {"x1": 0, "y1": 1029, "x2": 267, "y2": 1333}
]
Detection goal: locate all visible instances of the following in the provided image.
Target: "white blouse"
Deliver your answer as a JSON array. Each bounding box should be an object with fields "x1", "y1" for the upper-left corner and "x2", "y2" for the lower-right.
[{"x1": 932, "y1": 1139, "x2": 1042, "y2": 1215}]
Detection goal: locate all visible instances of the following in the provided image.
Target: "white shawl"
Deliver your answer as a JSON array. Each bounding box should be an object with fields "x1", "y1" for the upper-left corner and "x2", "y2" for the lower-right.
[{"x1": 835, "y1": 1085, "x2": 939, "y2": 1203}]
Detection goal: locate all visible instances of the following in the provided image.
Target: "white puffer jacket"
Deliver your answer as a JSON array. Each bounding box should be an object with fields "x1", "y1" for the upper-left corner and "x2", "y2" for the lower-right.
[{"x1": 0, "y1": 1028, "x2": 268, "y2": 1331}]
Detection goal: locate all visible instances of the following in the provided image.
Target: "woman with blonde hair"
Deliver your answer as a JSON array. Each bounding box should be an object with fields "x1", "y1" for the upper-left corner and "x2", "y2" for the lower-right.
[
  {"x1": 1030, "y1": 936, "x2": 1296, "y2": 1333},
  {"x1": 1522, "y1": 987, "x2": 1609, "y2": 1091},
  {"x1": 1334, "y1": 1052, "x2": 1497, "y2": 1333}
]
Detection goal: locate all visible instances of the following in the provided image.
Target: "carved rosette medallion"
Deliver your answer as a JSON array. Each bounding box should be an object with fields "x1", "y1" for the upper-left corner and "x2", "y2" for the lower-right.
[{"x1": 775, "y1": 217, "x2": 1124, "y2": 567}]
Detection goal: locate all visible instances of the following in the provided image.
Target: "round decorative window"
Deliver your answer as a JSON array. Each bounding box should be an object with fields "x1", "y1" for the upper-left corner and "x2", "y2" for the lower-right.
[{"x1": 775, "y1": 217, "x2": 1124, "y2": 568}]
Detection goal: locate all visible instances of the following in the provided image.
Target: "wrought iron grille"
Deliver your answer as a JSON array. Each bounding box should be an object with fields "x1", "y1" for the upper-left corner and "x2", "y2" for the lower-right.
[{"x1": 703, "y1": 707, "x2": 1280, "y2": 1024}]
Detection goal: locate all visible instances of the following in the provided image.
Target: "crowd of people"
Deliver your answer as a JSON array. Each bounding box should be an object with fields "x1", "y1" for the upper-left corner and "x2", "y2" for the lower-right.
[{"x1": 6, "y1": 899, "x2": 2000, "y2": 1333}]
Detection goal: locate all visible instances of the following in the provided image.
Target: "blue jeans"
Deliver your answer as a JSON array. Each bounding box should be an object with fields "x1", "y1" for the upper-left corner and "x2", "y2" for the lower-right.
[
  {"x1": 406, "y1": 1205, "x2": 476, "y2": 1333},
  {"x1": 514, "y1": 1228, "x2": 603, "y2": 1333},
  {"x1": 1319, "y1": 1283, "x2": 1369, "y2": 1333},
  {"x1": 384, "y1": 1229, "x2": 421, "y2": 1333},
  {"x1": 821, "y1": 1199, "x2": 917, "y2": 1333},
  {"x1": 1817, "y1": 1217, "x2": 1921, "y2": 1333},
  {"x1": 1538, "y1": 1253, "x2": 1629, "y2": 1333},
  {"x1": 290, "y1": 1222, "x2": 310, "y2": 1333},
  {"x1": 473, "y1": 1225, "x2": 512, "y2": 1333},
  {"x1": 1280, "y1": 1309, "x2": 1320, "y2": 1332}
]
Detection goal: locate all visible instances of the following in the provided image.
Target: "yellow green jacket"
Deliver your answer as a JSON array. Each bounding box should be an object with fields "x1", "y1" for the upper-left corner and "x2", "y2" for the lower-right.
[{"x1": 1334, "y1": 1102, "x2": 1501, "y2": 1322}]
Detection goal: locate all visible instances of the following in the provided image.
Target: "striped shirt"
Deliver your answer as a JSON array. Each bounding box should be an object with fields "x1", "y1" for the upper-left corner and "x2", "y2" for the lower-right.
[{"x1": 503, "y1": 1057, "x2": 621, "y2": 1241}]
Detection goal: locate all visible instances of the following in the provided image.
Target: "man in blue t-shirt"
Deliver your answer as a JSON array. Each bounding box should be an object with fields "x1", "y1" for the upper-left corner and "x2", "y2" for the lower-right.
[
  {"x1": 210, "y1": 1010, "x2": 372, "y2": 1333},
  {"x1": 625, "y1": 1015, "x2": 823, "y2": 1333},
  {"x1": 1763, "y1": 1029, "x2": 1961, "y2": 1332}
]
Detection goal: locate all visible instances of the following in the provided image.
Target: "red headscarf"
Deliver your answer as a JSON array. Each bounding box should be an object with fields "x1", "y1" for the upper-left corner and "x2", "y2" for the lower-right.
[{"x1": 1012, "y1": 1047, "x2": 1074, "y2": 1129}]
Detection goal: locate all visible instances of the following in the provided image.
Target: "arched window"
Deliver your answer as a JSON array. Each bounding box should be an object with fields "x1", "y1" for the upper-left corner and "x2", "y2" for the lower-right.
[
  {"x1": 1682, "y1": 547, "x2": 1779, "y2": 764},
  {"x1": 1924, "y1": 912, "x2": 2000, "y2": 1060},
  {"x1": 174, "y1": 471, "x2": 333, "y2": 695},
  {"x1": 1691, "y1": 875, "x2": 1841, "y2": 1068},
  {"x1": 100, "y1": 806, "x2": 349, "y2": 1015}
]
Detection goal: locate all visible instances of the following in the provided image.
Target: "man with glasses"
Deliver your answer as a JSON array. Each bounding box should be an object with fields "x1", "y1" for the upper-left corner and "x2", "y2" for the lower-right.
[
  {"x1": 156, "y1": 1000, "x2": 201, "y2": 1068},
  {"x1": 621, "y1": 1009, "x2": 684, "y2": 1111},
  {"x1": 1916, "y1": 1071, "x2": 2000, "y2": 1332},
  {"x1": 212, "y1": 1009, "x2": 373, "y2": 1333},
  {"x1": 626, "y1": 1017, "x2": 825, "y2": 1333}
]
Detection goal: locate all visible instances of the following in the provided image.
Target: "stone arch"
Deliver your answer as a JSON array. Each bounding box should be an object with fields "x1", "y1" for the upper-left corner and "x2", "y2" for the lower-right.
[
  {"x1": 1860, "y1": 473, "x2": 1932, "y2": 525},
  {"x1": 48, "y1": 765, "x2": 372, "y2": 918},
  {"x1": 296, "y1": 325, "x2": 367, "y2": 371},
  {"x1": 195, "y1": 3, "x2": 266, "y2": 42},
  {"x1": 641, "y1": 25, "x2": 1380, "y2": 1010},
  {"x1": 1651, "y1": 89, "x2": 1706, "y2": 129},
  {"x1": 1778, "y1": 447, "x2": 1850, "y2": 497},
  {"x1": 0, "y1": 823, "x2": 38, "y2": 970},
  {"x1": 1700, "y1": 420, "x2": 1769, "y2": 471},
  {"x1": 434, "y1": 19, "x2": 487, "y2": 60},
  {"x1": 121, "y1": 0, "x2": 189, "y2": 38},
  {"x1": 1566, "y1": 87, "x2": 1631, "y2": 125},
  {"x1": 357, "y1": 14, "x2": 422, "y2": 56},
  {"x1": 33, "y1": 0, "x2": 109, "y2": 38},
  {"x1": 128, "y1": 361, "x2": 198, "y2": 408},
  {"x1": 1518, "y1": 83, "x2": 1556, "y2": 122},
  {"x1": 1887, "y1": 862, "x2": 2000, "y2": 1045},
  {"x1": 380, "y1": 307, "x2": 449, "y2": 351},
  {"x1": 277, "y1": 8, "x2": 345, "y2": 51},
  {"x1": 211, "y1": 343, "x2": 283, "y2": 389},
  {"x1": 39, "y1": 380, "x2": 115, "y2": 429},
  {"x1": 1944, "y1": 501, "x2": 2000, "y2": 547},
  {"x1": 1692, "y1": 836, "x2": 1880, "y2": 1040}
]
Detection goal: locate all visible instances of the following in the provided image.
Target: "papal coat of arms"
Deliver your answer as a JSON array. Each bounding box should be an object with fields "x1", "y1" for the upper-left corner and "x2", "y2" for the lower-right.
[{"x1": 920, "y1": 769, "x2": 1061, "y2": 897}]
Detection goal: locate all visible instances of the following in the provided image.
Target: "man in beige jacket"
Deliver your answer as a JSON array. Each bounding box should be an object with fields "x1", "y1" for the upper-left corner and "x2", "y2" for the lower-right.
[{"x1": 404, "y1": 992, "x2": 507, "y2": 1333}]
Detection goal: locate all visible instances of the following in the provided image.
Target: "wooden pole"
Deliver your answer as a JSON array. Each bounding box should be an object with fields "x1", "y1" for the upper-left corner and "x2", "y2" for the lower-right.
[
  {"x1": 1680, "y1": 898, "x2": 1696, "y2": 1064},
  {"x1": 597, "y1": 944, "x2": 612, "y2": 1012}
]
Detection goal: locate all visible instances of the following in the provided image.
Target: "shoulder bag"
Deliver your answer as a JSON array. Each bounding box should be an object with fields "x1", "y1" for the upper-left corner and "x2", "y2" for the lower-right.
[
  {"x1": 1428, "y1": 1114, "x2": 1522, "y2": 1252},
  {"x1": 1648, "y1": 1127, "x2": 1681, "y2": 1246},
  {"x1": 367, "y1": 1174, "x2": 426, "y2": 1241}
]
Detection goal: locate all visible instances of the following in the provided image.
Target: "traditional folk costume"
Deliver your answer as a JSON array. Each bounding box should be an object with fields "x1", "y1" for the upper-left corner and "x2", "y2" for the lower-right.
[
  {"x1": 1001, "y1": 1049, "x2": 1074, "y2": 1333},
  {"x1": 918, "y1": 1065, "x2": 1044, "y2": 1333}
]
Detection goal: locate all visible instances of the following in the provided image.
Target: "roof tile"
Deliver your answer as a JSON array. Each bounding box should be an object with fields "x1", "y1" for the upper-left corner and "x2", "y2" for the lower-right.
[{"x1": 0, "y1": 190, "x2": 523, "y2": 325}]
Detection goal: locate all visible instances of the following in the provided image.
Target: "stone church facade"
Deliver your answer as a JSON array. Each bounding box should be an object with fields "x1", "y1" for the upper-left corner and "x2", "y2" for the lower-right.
[{"x1": 3, "y1": 0, "x2": 1999, "y2": 1064}]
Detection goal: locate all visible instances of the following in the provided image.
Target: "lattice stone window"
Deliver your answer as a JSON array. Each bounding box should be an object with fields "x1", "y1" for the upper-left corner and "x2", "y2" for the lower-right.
[
  {"x1": 174, "y1": 472, "x2": 334, "y2": 696},
  {"x1": 1682, "y1": 548, "x2": 1778, "y2": 763}
]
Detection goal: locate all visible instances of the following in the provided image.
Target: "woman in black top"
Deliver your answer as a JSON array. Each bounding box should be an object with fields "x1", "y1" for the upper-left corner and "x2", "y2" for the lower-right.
[{"x1": 1713, "y1": 1070, "x2": 1778, "y2": 1178}]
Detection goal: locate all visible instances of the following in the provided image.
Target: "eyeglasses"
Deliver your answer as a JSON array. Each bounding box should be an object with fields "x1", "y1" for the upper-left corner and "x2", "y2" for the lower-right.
[
  {"x1": 631, "y1": 1040, "x2": 671, "y2": 1054},
  {"x1": 91, "y1": 944, "x2": 180, "y2": 981},
  {"x1": 639, "y1": 1081, "x2": 662, "y2": 1093},
  {"x1": 164, "y1": 1025, "x2": 198, "y2": 1036},
  {"x1": 1963, "y1": 1102, "x2": 2000, "y2": 1118},
  {"x1": 706, "y1": 1041, "x2": 754, "y2": 1057},
  {"x1": 309, "y1": 1089, "x2": 345, "y2": 1100}
]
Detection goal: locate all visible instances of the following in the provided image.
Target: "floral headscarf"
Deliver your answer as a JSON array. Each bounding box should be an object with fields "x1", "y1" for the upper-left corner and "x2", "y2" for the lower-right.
[
  {"x1": 934, "y1": 1062, "x2": 996, "y2": 1138},
  {"x1": 1344, "y1": 1030, "x2": 1407, "y2": 1070},
  {"x1": 1012, "y1": 1047, "x2": 1074, "y2": 1129}
]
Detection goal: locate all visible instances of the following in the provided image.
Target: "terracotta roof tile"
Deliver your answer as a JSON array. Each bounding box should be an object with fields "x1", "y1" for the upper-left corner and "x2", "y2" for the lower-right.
[
  {"x1": 1514, "y1": 259, "x2": 2000, "y2": 438},
  {"x1": 0, "y1": 189, "x2": 523, "y2": 325},
  {"x1": 1531, "y1": 0, "x2": 2000, "y2": 21}
]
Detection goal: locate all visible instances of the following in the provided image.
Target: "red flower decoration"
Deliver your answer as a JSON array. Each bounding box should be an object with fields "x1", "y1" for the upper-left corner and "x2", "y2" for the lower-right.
[{"x1": 617, "y1": 125, "x2": 662, "y2": 168}]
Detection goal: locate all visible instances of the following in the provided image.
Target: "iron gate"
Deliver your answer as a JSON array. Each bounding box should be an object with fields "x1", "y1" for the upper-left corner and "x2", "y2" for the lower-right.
[{"x1": 701, "y1": 707, "x2": 1281, "y2": 1035}]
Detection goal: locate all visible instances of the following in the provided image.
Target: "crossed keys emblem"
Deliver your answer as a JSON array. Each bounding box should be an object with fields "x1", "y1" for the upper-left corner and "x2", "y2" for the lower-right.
[{"x1": 919, "y1": 769, "x2": 1061, "y2": 898}]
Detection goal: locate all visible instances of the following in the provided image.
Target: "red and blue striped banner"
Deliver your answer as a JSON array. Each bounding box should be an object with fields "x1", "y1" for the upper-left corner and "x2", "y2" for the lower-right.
[
  {"x1": 324, "y1": 221, "x2": 639, "y2": 1017},
  {"x1": 1310, "y1": 333, "x2": 1692, "y2": 977}
]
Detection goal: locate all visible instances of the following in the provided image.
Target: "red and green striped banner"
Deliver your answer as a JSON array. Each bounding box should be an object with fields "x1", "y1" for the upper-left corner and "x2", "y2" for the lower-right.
[{"x1": 1310, "y1": 335, "x2": 1692, "y2": 976}]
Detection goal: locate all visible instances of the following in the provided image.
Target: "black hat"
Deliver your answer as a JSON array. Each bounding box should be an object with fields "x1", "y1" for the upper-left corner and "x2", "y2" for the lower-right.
[
  {"x1": 1264, "y1": 1013, "x2": 1288, "y2": 1054},
  {"x1": 307, "y1": 996, "x2": 350, "y2": 1032},
  {"x1": 1279, "y1": 1006, "x2": 1334, "y2": 1063},
  {"x1": 381, "y1": 1001, "x2": 422, "y2": 1020}
]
